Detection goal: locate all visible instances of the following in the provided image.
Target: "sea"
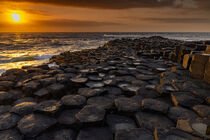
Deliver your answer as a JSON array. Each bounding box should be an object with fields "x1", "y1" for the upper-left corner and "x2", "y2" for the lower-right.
[{"x1": 0, "y1": 32, "x2": 210, "y2": 75}]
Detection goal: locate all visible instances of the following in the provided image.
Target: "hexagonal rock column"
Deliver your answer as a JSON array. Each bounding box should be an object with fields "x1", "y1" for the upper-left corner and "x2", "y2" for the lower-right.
[
  {"x1": 0, "y1": 129, "x2": 23, "y2": 140},
  {"x1": 115, "y1": 97, "x2": 140, "y2": 112},
  {"x1": 204, "y1": 60, "x2": 210, "y2": 84},
  {"x1": 189, "y1": 54, "x2": 210, "y2": 80},
  {"x1": 142, "y1": 98, "x2": 170, "y2": 114},
  {"x1": 115, "y1": 128, "x2": 154, "y2": 140},
  {"x1": 135, "y1": 112, "x2": 175, "y2": 134},
  {"x1": 182, "y1": 54, "x2": 193, "y2": 69},
  {"x1": 75, "y1": 105, "x2": 105, "y2": 123},
  {"x1": 178, "y1": 46, "x2": 194, "y2": 64},
  {"x1": 77, "y1": 127, "x2": 113, "y2": 140},
  {"x1": 17, "y1": 114, "x2": 57, "y2": 138},
  {"x1": 106, "y1": 114, "x2": 137, "y2": 133},
  {"x1": 0, "y1": 113, "x2": 20, "y2": 130},
  {"x1": 37, "y1": 129, "x2": 75, "y2": 140}
]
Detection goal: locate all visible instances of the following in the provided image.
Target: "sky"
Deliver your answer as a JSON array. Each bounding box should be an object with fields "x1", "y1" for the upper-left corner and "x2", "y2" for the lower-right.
[{"x1": 0, "y1": 0, "x2": 210, "y2": 32}]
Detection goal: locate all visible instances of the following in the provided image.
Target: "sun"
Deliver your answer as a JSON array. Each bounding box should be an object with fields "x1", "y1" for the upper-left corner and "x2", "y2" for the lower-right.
[{"x1": 11, "y1": 13, "x2": 21, "y2": 22}]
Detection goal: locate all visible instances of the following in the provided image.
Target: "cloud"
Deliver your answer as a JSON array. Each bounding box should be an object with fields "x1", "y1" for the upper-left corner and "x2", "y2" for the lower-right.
[
  {"x1": 144, "y1": 17, "x2": 210, "y2": 23},
  {"x1": 33, "y1": 19, "x2": 122, "y2": 27},
  {"x1": 0, "y1": 19, "x2": 122, "y2": 28},
  {"x1": 0, "y1": 0, "x2": 178, "y2": 9},
  {"x1": 2, "y1": 0, "x2": 209, "y2": 11}
]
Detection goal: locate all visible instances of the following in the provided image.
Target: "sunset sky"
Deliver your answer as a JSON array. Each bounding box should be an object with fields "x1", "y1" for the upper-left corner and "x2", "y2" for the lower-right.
[{"x1": 0, "y1": 0, "x2": 210, "y2": 32}]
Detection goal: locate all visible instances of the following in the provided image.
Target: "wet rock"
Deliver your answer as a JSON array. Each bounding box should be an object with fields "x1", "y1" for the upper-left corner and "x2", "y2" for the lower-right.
[
  {"x1": 58, "y1": 109, "x2": 80, "y2": 125},
  {"x1": 193, "y1": 105, "x2": 210, "y2": 118},
  {"x1": 61, "y1": 95, "x2": 86, "y2": 107},
  {"x1": 39, "y1": 77, "x2": 57, "y2": 86},
  {"x1": 121, "y1": 86, "x2": 140, "y2": 96},
  {"x1": 206, "y1": 97, "x2": 210, "y2": 105},
  {"x1": 115, "y1": 128, "x2": 154, "y2": 140},
  {"x1": 13, "y1": 97, "x2": 37, "y2": 105},
  {"x1": 70, "y1": 77, "x2": 88, "y2": 83},
  {"x1": 0, "y1": 91, "x2": 13, "y2": 105},
  {"x1": 145, "y1": 85, "x2": 156, "y2": 90},
  {"x1": 168, "y1": 106, "x2": 198, "y2": 122},
  {"x1": 8, "y1": 90, "x2": 23, "y2": 101},
  {"x1": 103, "y1": 79, "x2": 116, "y2": 85},
  {"x1": 88, "y1": 75, "x2": 103, "y2": 81},
  {"x1": 78, "y1": 88, "x2": 104, "y2": 97},
  {"x1": 0, "y1": 105, "x2": 11, "y2": 115},
  {"x1": 23, "y1": 81, "x2": 40, "y2": 91},
  {"x1": 106, "y1": 114, "x2": 137, "y2": 133},
  {"x1": 135, "y1": 112, "x2": 175, "y2": 133},
  {"x1": 37, "y1": 129, "x2": 75, "y2": 140},
  {"x1": 155, "y1": 85, "x2": 176, "y2": 94},
  {"x1": 32, "y1": 74, "x2": 50, "y2": 80},
  {"x1": 106, "y1": 87, "x2": 122, "y2": 96},
  {"x1": 171, "y1": 92, "x2": 203, "y2": 108},
  {"x1": 0, "y1": 129, "x2": 23, "y2": 140},
  {"x1": 87, "y1": 96, "x2": 113, "y2": 109},
  {"x1": 191, "y1": 123, "x2": 208, "y2": 135},
  {"x1": 35, "y1": 100, "x2": 61, "y2": 114},
  {"x1": 138, "y1": 88, "x2": 160, "y2": 98},
  {"x1": 33, "y1": 88, "x2": 49, "y2": 97},
  {"x1": 160, "y1": 128, "x2": 202, "y2": 140},
  {"x1": 142, "y1": 99, "x2": 169, "y2": 114},
  {"x1": 191, "y1": 89, "x2": 209, "y2": 99},
  {"x1": 17, "y1": 114, "x2": 57, "y2": 137},
  {"x1": 0, "y1": 113, "x2": 20, "y2": 130},
  {"x1": 115, "y1": 97, "x2": 140, "y2": 112},
  {"x1": 77, "y1": 127, "x2": 113, "y2": 140},
  {"x1": 2, "y1": 68, "x2": 26, "y2": 76},
  {"x1": 176, "y1": 119, "x2": 193, "y2": 133},
  {"x1": 136, "y1": 74, "x2": 157, "y2": 81},
  {"x1": 0, "y1": 81, "x2": 14, "y2": 90},
  {"x1": 153, "y1": 67, "x2": 166, "y2": 73},
  {"x1": 75, "y1": 105, "x2": 105, "y2": 123},
  {"x1": 47, "y1": 83, "x2": 65, "y2": 97},
  {"x1": 10, "y1": 102, "x2": 37, "y2": 116},
  {"x1": 86, "y1": 81, "x2": 105, "y2": 88},
  {"x1": 56, "y1": 73, "x2": 73, "y2": 83}
]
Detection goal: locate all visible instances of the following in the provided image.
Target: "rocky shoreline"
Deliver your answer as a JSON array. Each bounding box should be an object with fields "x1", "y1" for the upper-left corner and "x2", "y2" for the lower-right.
[{"x1": 0, "y1": 36, "x2": 210, "y2": 140}]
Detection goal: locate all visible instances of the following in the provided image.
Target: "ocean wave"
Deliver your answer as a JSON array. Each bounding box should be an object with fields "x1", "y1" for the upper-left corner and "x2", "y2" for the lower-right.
[
  {"x1": 0, "y1": 54, "x2": 53, "y2": 64},
  {"x1": 0, "y1": 69, "x2": 6, "y2": 76}
]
